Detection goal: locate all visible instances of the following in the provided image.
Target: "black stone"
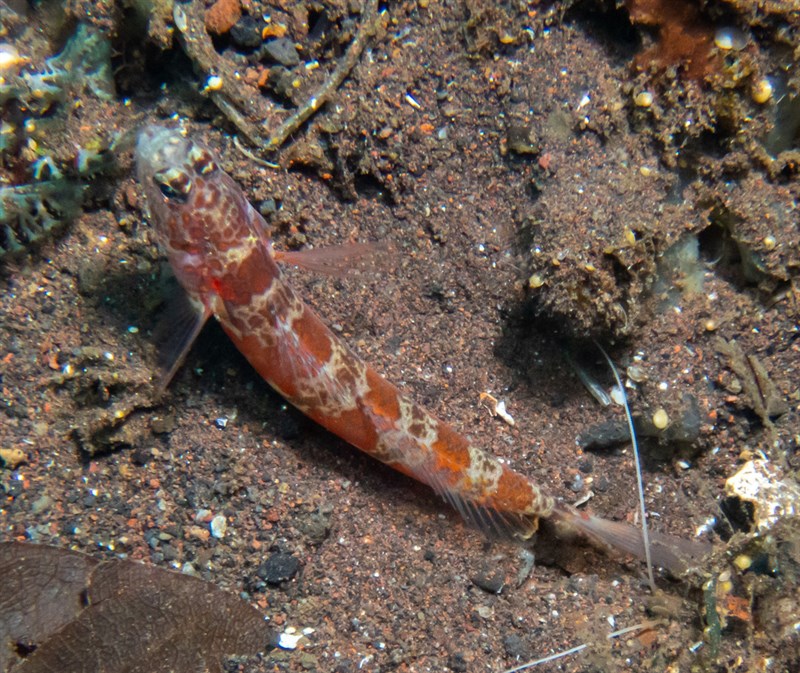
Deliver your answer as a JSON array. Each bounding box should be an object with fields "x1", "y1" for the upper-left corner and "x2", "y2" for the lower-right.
[
  {"x1": 230, "y1": 15, "x2": 263, "y2": 50},
  {"x1": 259, "y1": 38, "x2": 300, "y2": 67},
  {"x1": 257, "y1": 552, "x2": 300, "y2": 584}
]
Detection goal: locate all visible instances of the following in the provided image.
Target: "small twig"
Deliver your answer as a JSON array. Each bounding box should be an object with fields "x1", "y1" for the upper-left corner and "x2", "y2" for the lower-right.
[
  {"x1": 263, "y1": 0, "x2": 381, "y2": 151},
  {"x1": 172, "y1": 1, "x2": 271, "y2": 144},
  {"x1": 595, "y1": 341, "x2": 656, "y2": 592},
  {"x1": 173, "y1": 0, "x2": 381, "y2": 155},
  {"x1": 232, "y1": 136, "x2": 280, "y2": 169}
]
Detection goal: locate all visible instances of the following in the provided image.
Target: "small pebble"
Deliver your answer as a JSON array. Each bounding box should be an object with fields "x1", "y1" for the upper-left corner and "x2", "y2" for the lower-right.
[
  {"x1": 751, "y1": 78, "x2": 773, "y2": 104},
  {"x1": 634, "y1": 91, "x2": 653, "y2": 107},
  {"x1": 205, "y1": 0, "x2": 242, "y2": 35},
  {"x1": 204, "y1": 75, "x2": 224, "y2": 92},
  {"x1": 259, "y1": 38, "x2": 300, "y2": 67},
  {"x1": 626, "y1": 365, "x2": 647, "y2": 383},
  {"x1": 475, "y1": 605, "x2": 494, "y2": 619},
  {"x1": 257, "y1": 552, "x2": 301, "y2": 584},
  {"x1": 278, "y1": 631, "x2": 303, "y2": 650},
  {"x1": 230, "y1": 15, "x2": 263, "y2": 49},
  {"x1": 258, "y1": 198, "x2": 277, "y2": 216},
  {"x1": 763, "y1": 235, "x2": 776, "y2": 251},
  {"x1": 0, "y1": 43, "x2": 23, "y2": 71},
  {"x1": 528, "y1": 273, "x2": 545, "y2": 289},
  {"x1": 714, "y1": 26, "x2": 747, "y2": 51},
  {"x1": 0, "y1": 448, "x2": 26, "y2": 468},
  {"x1": 610, "y1": 386, "x2": 625, "y2": 406},
  {"x1": 506, "y1": 121, "x2": 540, "y2": 155},
  {"x1": 31, "y1": 495, "x2": 52, "y2": 514},
  {"x1": 187, "y1": 525, "x2": 211, "y2": 541},
  {"x1": 652, "y1": 408, "x2": 669, "y2": 430},
  {"x1": 210, "y1": 514, "x2": 227, "y2": 538},
  {"x1": 151, "y1": 412, "x2": 177, "y2": 434},
  {"x1": 471, "y1": 568, "x2": 505, "y2": 594},
  {"x1": 181, "y1": 562, "x2": 199, "y2": 576}
]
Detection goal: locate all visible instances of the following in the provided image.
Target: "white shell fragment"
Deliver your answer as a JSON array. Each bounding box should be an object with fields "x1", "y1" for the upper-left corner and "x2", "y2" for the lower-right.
[
  {"x1": 278, "y1": 632, "x2": 303, "y2": 650},
  {"x1": 479, "y1": 392, "x2": 515, "y2": 426},
  {"x1": 209, "y1": 514, "x2": 227, "y2": 538},
  {"x1": 714, "y1": 27, "x2": 747, "y2": 51},
  {"x1": 725, "y1": 460, "x2": 800, "y2": 533},
  {"x1": 0, "y1": 43, "x2": 25, "y2": 71},
  {"x1": 278, "y1": 627, "x2": 314, "y2": 650}
]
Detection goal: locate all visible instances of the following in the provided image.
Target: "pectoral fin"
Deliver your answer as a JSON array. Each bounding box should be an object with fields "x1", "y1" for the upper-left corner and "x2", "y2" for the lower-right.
[{"x1": 153, "y1": 286, "x2": 210, "y2": 391}]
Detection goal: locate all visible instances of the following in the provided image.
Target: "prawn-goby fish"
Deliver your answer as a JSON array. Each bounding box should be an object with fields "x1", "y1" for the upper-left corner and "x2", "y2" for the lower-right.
[{"x1": 135, "y1": 125, "x2": 708, "y2": 574}]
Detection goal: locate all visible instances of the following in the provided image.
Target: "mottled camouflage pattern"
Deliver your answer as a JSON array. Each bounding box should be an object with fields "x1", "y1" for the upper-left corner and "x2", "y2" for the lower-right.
[{"x1": 135, "y1": 124, "x2": 552, "y2": 540}]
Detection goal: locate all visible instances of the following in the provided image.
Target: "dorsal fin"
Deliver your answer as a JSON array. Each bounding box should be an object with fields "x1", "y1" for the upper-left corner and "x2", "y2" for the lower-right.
[{"x1": 273, "y1": 242, "x2": 390, "y2": 276}]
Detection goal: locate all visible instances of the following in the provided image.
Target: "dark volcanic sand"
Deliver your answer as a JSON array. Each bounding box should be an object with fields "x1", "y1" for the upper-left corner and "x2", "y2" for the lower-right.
[{"x1": 2, "y1": 1, "x2": 799, "y2": 671}]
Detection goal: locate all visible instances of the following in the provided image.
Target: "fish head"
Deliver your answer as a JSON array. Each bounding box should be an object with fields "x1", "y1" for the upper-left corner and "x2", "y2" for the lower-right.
[{"x1": 135, "y1": 125, "x2": 269, "y2": 297}]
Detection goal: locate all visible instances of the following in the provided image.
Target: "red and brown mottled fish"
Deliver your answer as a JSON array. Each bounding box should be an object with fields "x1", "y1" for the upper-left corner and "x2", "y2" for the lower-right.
[{"x1": 135, "y1": 125, "x2": 705, "y2": 573}]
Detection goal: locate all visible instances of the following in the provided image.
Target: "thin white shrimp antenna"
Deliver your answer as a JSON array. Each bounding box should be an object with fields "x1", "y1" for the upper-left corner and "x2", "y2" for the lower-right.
[
  {"x1": 501, "y1": 621, "x2": 662, "y2": 672},
  {"x1": 594, "y1": 341, "x2": 656, "y2": 592}
]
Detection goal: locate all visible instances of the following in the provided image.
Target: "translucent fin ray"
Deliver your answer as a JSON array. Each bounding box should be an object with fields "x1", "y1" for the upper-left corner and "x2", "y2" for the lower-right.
[
  {"x1": 153, "y1": 287, "x2": 210, "y2": 391},
  {"x1": 273, "y1": 242, "x2": 390, "y2": 276},
  {"x1": 552, "y1": 505, "x2": 711, "y2": 575}
]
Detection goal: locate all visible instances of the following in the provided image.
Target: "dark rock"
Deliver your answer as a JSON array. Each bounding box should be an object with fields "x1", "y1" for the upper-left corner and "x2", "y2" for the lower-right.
[
  {"x1": 59, "y1": 519, "x2": 78, "y2": 535},
  {"x1": 161, "y1": 543, "x2": 180, "y2": 561},
  {"x1": 470, "y1": 567, "x2": 505, "y2": 594},
  {"x1": 448, "y1": 652, "x2": 468, "y2": 672},
  {"x1": 131, "y1": 446, "x2": 151, "y2": 466},
  {"x1": 506, "y1": 121, "x2": 540, "y2": 155},
  {"x1": 150, "y1": 413, "x2": 177, "y2": 435},
  {"x1": 257, "y1": 552, "x2": 300, "y2": 585},
  {"x1": 297, "y1": 507, "x2": 332, "y2": 544},
  {"x1": 577, "y1": 419, "x2": 629, "y2": 450},
  {"x1": 594, "y1": 475, "x2": 610, "y2": 492},
  {"x1": 5, "y1": 480, "x2": 23, "y2": 497},
  {"x1": 263, "y1": 65, "x2": 296, "y2": 100},
  {"x1": 502, "y1": 633, "x2": 529, "y2": 659},
  {"x1": 259, "y1": 38, "x2": 300, "y2": 67},
  {"x1": 230, "y1": 15, "x2": 262, "y2": 50}
]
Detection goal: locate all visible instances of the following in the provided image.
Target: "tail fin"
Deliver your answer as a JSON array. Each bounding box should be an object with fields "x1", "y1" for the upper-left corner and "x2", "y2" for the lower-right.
[{"x1": 551, "y1": 504, "x2": 710, "y2": 576}]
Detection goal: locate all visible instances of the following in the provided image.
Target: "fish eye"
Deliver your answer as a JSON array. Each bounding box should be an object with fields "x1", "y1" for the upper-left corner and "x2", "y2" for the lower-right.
[
  {"x1": 188, "y1": 145, "x2": 218, "y2": 175},
  {"x1": 152, "y1": 168, "x2": 192, "y2": 203}
]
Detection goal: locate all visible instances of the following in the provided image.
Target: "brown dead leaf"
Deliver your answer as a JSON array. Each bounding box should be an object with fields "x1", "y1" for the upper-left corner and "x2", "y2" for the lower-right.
[
  {"x1": 0, "y1": 543, "x2": 97, "y2": 672},
  {"x1": 0, "y1": 542, "x2": 277, "y2": 673},
  {"x1": 715, "y1": 338, "x2": 789, "y2": 427}
]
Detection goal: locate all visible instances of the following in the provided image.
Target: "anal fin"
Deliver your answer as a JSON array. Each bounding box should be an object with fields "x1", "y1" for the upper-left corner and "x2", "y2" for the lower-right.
[{"x1": 442, "y1": 490, "x2": 540, "y2": 541}]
